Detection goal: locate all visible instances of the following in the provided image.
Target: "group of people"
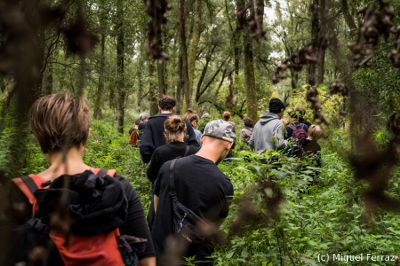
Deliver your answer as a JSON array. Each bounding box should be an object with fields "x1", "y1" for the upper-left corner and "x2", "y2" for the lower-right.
[{"x1": 3, "y1": 93, "x2": 324, "y2": 266}]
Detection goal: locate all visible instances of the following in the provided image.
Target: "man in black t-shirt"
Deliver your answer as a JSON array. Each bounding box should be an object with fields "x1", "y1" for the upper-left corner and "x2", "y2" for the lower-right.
[{"x1": 150, "y1": 120, "x2": 235, "y2": 265}]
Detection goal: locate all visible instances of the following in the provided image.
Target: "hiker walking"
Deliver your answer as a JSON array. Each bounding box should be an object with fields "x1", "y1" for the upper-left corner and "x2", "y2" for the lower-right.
[
  {"x1": 5, "y1": 94, "x2": 155, "y2": 266},
  {"x1": 239, "y1": 117, "x2": 253, "y2": 143},
  {"x1": 249, "y1": 98, "x2": 287, "y2": 153},
  {"x1": 150, "y1": 120, "x2": 235, "y2": 265},
  {"x1": 139, "y1": 96, "x2": 199, "y2": 163}
]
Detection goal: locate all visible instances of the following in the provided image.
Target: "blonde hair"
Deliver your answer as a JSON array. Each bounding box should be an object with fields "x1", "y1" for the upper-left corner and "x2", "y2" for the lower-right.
[
  {"x1": 164, "y1": 115, "x2": 187, "y2": 143},
  {"x1": 308, "y1": 125, "x2": 325, "y2": 140},
  {"x1": 29, "y1": 94, "x2": 90, "y2": 153},
  {"x1": 223, "y1": 111, "x2": 231, "y2": 121}
]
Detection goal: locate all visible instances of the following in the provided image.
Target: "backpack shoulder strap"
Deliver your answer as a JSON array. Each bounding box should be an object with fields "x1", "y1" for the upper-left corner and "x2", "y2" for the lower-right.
[
  {"x1": 299, "y1": 123, "x2": 305, "y2": 130},
  {"x1": 92, "y1": 168, "x2": 116, "y2": 177},
  {"x1": 168, "y1": 159, "x2": 177, "y2": 197},
  {"x1": 288, "y1": 124, "x2": 296, "y2": 131},
  {"x1": 12, "y1": 175, "x2": 46, "y2": 205}
]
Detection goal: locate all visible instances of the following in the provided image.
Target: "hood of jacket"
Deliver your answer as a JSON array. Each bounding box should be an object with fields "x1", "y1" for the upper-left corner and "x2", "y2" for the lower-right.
[{"x1": 259, "y1": 112, "x2": 280, "y2": 125}]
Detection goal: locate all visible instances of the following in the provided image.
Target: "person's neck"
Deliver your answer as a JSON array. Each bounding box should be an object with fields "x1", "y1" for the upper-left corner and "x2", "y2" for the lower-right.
[
  {"x1": 40, "y1": 147, "x2": 90, "y2": 181},
  {"x1": 160, "y1": 110, "x2": 173, "y2": 114},
  {"x1": 195, "y1": 146, "x2": 221, "y2": 164}
]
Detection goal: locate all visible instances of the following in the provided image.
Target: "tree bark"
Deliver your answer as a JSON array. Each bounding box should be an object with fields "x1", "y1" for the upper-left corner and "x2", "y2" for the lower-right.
[
  {"x1": 316, "y1": 0, "x2": 326, "y2": 85},
  {"x1": 94, "y1": 33, "x2": 105, "y2": 119},
  {"x1": 178, "y1": 0, "x2": 190, "y2": 110},
  {"x1": 116, "y1": 0, "x2": 125, "y2": 133},
  {"x1": 157, "y1": 59, "x2": 166, "y2": 97},
  {"x1": 307, "y1": 0, "x2": 319, "y2": 86},
  {"x1": 148, "y1": 58, "x2": 158, "y2": 116},
  {"x1": 42, "y1": 61, "x2": 53, "y2": 95},
  {"x1": 188, "y1": 0, "x2": 202, "y2": 104},
  {"x1": 243, "y1": 29, "x2": 258, "y2": 123}
]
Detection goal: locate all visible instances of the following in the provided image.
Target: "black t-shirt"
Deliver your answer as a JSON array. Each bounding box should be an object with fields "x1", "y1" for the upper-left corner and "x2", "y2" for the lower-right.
[
  {"x1": 150, "y1": 155, "x2": 234, "y2": 262},
  {"x1": 146, "y1": 142, "x2": 200, "y2": 183},
  {"x1": 3, "y1": 171, "x2": 155, "y2": 265}
]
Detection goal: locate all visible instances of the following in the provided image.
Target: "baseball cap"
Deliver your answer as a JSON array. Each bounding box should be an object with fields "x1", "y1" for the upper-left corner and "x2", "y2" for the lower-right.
[{"x1": 203, "y1": 120, "x2": 236, "y2": 142}]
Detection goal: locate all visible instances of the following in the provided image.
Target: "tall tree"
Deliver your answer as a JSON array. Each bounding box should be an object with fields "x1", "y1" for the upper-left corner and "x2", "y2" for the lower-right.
[
  {"x1": 116, "y1": 0, "x2": 126, "y2": 133},
  {"x1": 178, "y1": 0, "x2": 190, "y2": 111},
  {"x1": 237, "y1": 0, "x2": 258, "y2": 123},
  {"x1": 94, "y1": 0, "x2": 107, "y2": 119},
  {"x1": 188, "y1": 0, "x2": 202, "y2": 105}
]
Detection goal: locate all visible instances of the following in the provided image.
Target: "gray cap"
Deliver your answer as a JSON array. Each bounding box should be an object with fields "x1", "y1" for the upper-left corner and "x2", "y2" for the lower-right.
[
  {"x1": 203, "y1": 120, "x2": 236, "y2": 142},
  {"x1": 201, "y1": 112, "x2": 210, "y2": 119}
]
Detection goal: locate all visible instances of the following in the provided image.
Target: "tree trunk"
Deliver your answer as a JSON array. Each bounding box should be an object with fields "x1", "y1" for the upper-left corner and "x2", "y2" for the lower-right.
[
  {"x1": 243, "y1": 30, "x2": 257, "y2": 123},
  {"x1": 178, "y1": 0, "x2": 190, "y2": 110},
  {"x1": 116, "y1": 0, "x2": 125, "y2": 133},
  {"x1": 157, "y1": 59, "x2": 166, "y2": 97},
  {"x1": 42, "y1": 61, "x2": 53, "y2": 95},
  {"x1": 188, "y1": 0, "x2": 202, "y2": 105},
  {"x1": 316, "y1": 0, "x2": 326, "y2": 85},
  {"x1": 94, "y1": 33, "x2": 105, "y2": 119},
  {"x1": 307, "y1": 0, "x2": 319, "y2": 86},
  {"x1": 176, "y1": 54, "x2": 183, "y2": 114},
  {"x1": 148, "y1": 58, "x2": 158, "y2": 116}
]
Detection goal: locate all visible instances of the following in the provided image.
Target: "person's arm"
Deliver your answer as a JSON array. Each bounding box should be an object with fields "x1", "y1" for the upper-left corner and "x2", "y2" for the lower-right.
[
  {"x1": 184, "y1": 119, "x2": 200, "y2": 147},
  {"x1": 248, "y1": 128, "x2": 255, "y2": 148},
  {"x1": 273, "y1": 123, "x2": 287, "y2": 150},
  {"x1": 146, "y1": 151, "x2": 161, "y2": 183},
  {"x1": 118, "y1": 177, "x2": 156, "y2": 261},
  {"x1": 139, "y1": 123, "x2": 155, "y2": 163},
  {"x1": 153, "y1": 195, "x2": 159, "y2": 213},
  {"x1": 139, "y1": 257, "x2": 156, "y2": 266}
]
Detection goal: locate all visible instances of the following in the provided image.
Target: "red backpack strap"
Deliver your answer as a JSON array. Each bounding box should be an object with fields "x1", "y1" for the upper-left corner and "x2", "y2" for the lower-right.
[
  {"x1": 91, "y1": 168, "x2": 116, "y2": 177},
  {"x1": 12, "y1": 175, "x2": 46, "y2": 205}
]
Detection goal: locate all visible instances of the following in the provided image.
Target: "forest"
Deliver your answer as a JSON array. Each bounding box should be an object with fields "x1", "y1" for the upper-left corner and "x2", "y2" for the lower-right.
[{"x1": 1, "y1": 0, "x2": 400, "y2": 265}]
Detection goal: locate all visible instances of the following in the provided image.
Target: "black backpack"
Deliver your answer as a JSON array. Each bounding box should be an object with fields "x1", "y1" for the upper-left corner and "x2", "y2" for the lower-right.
[{"x1": 169, "y1": 159, "x2": 206, "y2": 243}]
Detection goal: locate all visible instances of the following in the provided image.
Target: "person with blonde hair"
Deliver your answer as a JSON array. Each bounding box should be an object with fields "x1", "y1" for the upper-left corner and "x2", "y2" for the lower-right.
[
  {"x1": 147, "y1": 115, "x2": 200, "y2": 184},
  {"x1": 223, "y1": 111, "x2": 236, "y2": 132},
  {"x1": 6, "y1": 94, "x2": 155, "y2": 266}
]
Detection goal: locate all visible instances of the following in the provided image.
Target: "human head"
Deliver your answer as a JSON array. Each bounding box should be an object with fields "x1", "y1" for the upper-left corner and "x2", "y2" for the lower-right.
[
  {"x1": 158, "y1": 95, "x2": 176, "y2": 112},
  {"x1": 135, "y1": 119, "x2": 141, "y2": 126},
  {"x1": 29, "y1": 94, "x2": 90, "y2": 154},
  {"x1": 202, "y1": 120, "x2": 235, "y2": 163},
  {"x1": 295, "y1": 106, "x2": 306, "y2": 118},
  {"x1": 139, "y1": 113, "x2": 150, "y2": 122},
  {"x1": 269, "y1": 98, "x2": 285, "y2": 118},
  {"x1": 288, "y1": 110, "x2": 300, "y2": 121},
  {"x1": 308, "y1": 125, "x2": 325, "y2": 140},
  {"x1": 243, "y1": 117, "x2": 253, "y2": 128},
  {"x1": 223, "y1": 111, "x2": 231, "y2": 121},
  {"x1": 164, "y1": 115, "x2": 187, "y2": 143},
  {"x1": 185, "y1": 109, "x2": 199, "y2": 128},
  {"x1": 201, "y1": 112, "x2": 210, "y2": 119}
]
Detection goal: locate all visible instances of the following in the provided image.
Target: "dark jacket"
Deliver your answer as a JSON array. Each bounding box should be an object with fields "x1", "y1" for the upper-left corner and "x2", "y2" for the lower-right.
[{"x1": 139, "y1": 113, "x2": 200, "y2": 163}]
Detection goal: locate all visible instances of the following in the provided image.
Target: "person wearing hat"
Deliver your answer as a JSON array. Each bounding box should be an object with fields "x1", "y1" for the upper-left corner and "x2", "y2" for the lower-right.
[
  {"x1": 249, "y1": 98, "x2": 287, "y2": 153},
  {"x1": 150, "y1": 120, "x2": 235, "y2": 265}
]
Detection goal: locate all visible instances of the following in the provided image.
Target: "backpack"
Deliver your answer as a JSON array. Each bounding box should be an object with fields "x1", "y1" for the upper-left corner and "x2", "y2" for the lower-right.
[
  {"x1": 288, "y1": 123, "x2": 308, "y2": 140},
  {"x1": 12, "y1": 169, "x2": 146, "y2": 266},
  {"x1": 168, "y1": 159, "x2": 206, "y2": 243},
  {"x1": 129, "y1": 129, "x2": 139, "y2": 145}
]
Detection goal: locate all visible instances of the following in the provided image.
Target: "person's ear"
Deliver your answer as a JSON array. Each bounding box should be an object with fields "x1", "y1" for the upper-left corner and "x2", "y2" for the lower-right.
[
  {"x1": 227, "y1": 141, "x2": 234, "y2": 150},
  {"x1": 200, "y1": 135, "x2": 205, "y2": 145},
  {"x1": 172, "y1": 106, "x2": 176, "y2": 112},
  {"x1": 158, "y1": 106, "x2": 162, "y2": 112}
]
